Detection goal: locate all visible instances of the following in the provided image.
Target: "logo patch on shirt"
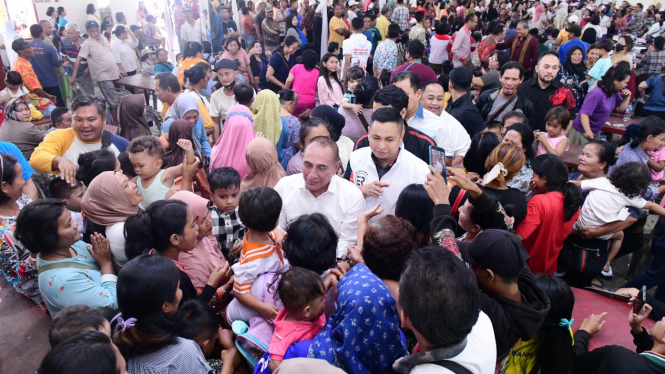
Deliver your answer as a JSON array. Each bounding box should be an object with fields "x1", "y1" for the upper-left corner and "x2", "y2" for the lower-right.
[{"x1": 354, "y1": 170, "x2": 368, "y2": 186}]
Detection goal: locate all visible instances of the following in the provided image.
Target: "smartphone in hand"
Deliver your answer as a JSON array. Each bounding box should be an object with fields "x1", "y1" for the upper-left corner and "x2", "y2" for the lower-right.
[
  {"x1": 429, "y1": 145, "x2": 447, "y2": 182},
  {"x1": 633, "y1": 285, "x2": 647, "y2": 314}
]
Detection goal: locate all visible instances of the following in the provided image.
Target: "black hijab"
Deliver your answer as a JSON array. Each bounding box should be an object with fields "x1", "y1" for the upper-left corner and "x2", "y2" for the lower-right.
[{"x1": 563, "y1": 46, "x2": 587, "y2": 80}]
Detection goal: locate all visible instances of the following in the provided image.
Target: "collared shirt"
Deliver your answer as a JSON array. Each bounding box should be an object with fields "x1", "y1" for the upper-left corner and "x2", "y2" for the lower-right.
[
  {"x1": 12, "y1": 57, "x2": 42, "y2": 92},
  {"x1": 637, "y1": 50, "x2": 665, "y2": 74},
  {"x1": 376, "y1": 15, "x2": 390, "y2": 41},
  {"x1": 28, "y1": 39, "x2": 61, "y2": 88},
  {"x1": 181, "y1": 19, "x2": 203, "y2": 44},
  {"x1": 409, "y1": 24, "x2": 427, "y2": 45},
  {"x1": 354, "y1": 123, "x2": 435, "y2": 164},
  {"x1": 110, "y1": 38, "x2": 138, "y2": 73},
  {"x1": 496, "y1": 34, "x2": 540, "y2": 72},
  {"x1": 517, "y1": 77, "x2": 577, "y2": 131},
  {"x1": 126, "y1": 337, "x2": 213, "y2": 373},
  {"x1": 62, "y1": 36, "x2": 88, "y2": 78},
  {"x1": 392, "y1": 5, "x2": 410, "y2": 31},
  {"x1": 328, "y1": 16, "x2": 348, "y2": 46},
  {"x1": 274, "y1": 174, "x2": 366, "y2": 259},
  {"x1": 451, "y1": 25, "x2": 472, "y2": 67},
  {"x1": 408, "y1": 105, "x2": 471, "y2": 158},
  {"x1": 374, "y1": 39, "x2": 399, "y2": 73},
  {"x1": 210, "y1": 206, "x2": 247, "y2": 261},
  {"x1": 78, "y1": 36, "x2": 119, "y2": 82}
]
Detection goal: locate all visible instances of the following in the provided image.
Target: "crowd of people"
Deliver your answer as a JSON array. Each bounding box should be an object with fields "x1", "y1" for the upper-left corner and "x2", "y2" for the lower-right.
[{"x1": 3, "y1": 0, "x2": 665, "y2": 373}]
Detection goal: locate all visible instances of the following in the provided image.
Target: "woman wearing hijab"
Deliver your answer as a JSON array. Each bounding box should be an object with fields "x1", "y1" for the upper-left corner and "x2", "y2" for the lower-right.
[
  {"x1": 302, "y1": 264, "x2": 409, "y2": 373},
  {"x1": 553, "y1": 2, "x2": 568, "y2": 30},
  {"x1": 557, "y1": 45, "x2": 588, "y2": 109},
  {"x1": 163, "y1": 94, "x2": 211, "y2": 159},
  {"x1": 0, "y1": 98, "x2": 50, "y2": 160},
  {"x1": 210, "y1": 103, "x2": 255, "y2": 180},
  {"x1": 239, "y1": 137, "x2": 286, "y2": 192},
  {"x1": 533, "y1": 4, "x2": 548, "y2": 35},
  {"x1": 252, "y1": 90, "x2": 284, "y2": 148},
  {"x1": 118, "y1": 94, "x2": 152, "y2": 141},
  {"x1": 163, "y1": 119, "x2": 211, "y2": 198},
  {"x1": 81, "y1": 171, "x2": 143, "y2": 266},
  {"x1": 170, "y1": 190, "x2": 230, "y2": 295}
]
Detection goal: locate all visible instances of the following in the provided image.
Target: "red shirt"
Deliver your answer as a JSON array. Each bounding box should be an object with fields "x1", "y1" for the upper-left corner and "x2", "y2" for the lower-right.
[{"x1": 516, "y1": 192, "x2": 580, "y2": 274}]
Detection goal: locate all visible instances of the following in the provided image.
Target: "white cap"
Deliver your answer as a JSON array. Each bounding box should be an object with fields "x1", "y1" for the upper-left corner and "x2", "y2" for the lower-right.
[
  {"x1": 568, "y1": 14, "x2": 579, "y2": 23},
  {"x1": 348, "y1": 0, "x2": 359, "y2": 6}
]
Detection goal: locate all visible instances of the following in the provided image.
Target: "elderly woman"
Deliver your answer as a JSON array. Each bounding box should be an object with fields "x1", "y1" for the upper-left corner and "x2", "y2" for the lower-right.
[
  {"x1": 239, "y1": 138, "x2": 286, "y2": 192},
  {"x1": 17, "y1": 199, "x2": 117, "y2": 317},
  {"x1": 0, "y1": 98, "x2": 50, "y2": 160},
  {"x1": 162, "y1": 94, "x2": 211, "y2": 159},
  {"x1": 81, "y1": 171, "x2": 142, "y2": 266}
]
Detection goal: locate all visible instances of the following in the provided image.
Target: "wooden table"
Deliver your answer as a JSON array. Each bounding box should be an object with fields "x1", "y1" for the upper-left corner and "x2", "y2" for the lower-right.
[
  {"x1": 115, "y1": 73, "x2": 157, "y2": 108},
  {"x1": 601, "y1": 114, "x2": 644, "y2": 136},
  {"x1": 571, "y1": 287, "x2": 654, "y2": 350},
  {"x1": 562, "y1": 143, "x2": 584, "y2": 169}
]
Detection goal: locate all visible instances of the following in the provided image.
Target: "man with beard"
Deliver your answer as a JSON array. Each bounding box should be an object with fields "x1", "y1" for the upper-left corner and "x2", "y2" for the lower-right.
[
  {"x1": 517, "y1": 51, "x2": 577, "y2": 131},
  {"x1": 209, "y1": 59, "x2": 255, "y2": 141},
  {"x1": 476, "y1": 61, "x2": 534, "y2": 124}
]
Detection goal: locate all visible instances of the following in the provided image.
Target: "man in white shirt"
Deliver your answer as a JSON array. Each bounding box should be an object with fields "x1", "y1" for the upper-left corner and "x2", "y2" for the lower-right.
[
  {"x1": 274, "y1": 136, "x2": 365, "y2": 259},
  {"x1": 347, "y1": 0, "x2": 359, "y2": 21},
  {"x1": 342, "y1": 17, "x2": 372, "y2": 79},
  {"x1": 209, "y1": 59, "x2": 238, "y2": 133},
  {"x1": 347, "y1": 107, "x2": 430, "y2": 221},
  {"x1": 181, "y1": 6, "x2": 203, "y2": 44},
  {"x1": 392, "y1": 71, "x2": 471, "y2": 166},
  {"x1": 110, "y1": 25, "x2": 139, "y2": 75}
]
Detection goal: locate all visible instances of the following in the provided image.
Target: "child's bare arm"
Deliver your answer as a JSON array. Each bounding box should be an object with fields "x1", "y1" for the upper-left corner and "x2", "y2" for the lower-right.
[
  {"x1": 234, "y1": 292, "x2": 279, "y2": 322},
  {"x1": 341, "y1": 100, "x2": 354, "y2": 109},
  {"x1": 554, "y1": 138, "x2": 569, "y2": 157},
  {"x1": 644, "y1": 201, "x2": 665, "y2": 216},
  {"x1": 647, "y1": 158, "x2": 665, "y2": 172}
]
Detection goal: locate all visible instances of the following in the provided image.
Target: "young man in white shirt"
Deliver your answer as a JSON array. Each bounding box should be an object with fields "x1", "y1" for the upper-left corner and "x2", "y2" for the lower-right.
[
  {"x1": 274, "y1": 136, "x2": 365, "y2": 259},
  {"x1": 392, "y1": 71, "x2": 471, "y2": 166},
  {"x1": 346, "y1": 107, "x2": 430, "y2": 221},
  {"x1": 342, "y1": 16, "x2": 372, "y2": 80},
  {"x1": 180, "y1": 6, "x2": 203, "y2": 44},
  {"x1": 110, "y1": 25, "x2": 138, "y2": 76}
]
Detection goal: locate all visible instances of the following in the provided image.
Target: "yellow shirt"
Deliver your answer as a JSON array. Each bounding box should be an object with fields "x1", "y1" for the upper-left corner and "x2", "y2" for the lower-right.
[
  {"x1": 329, "y1": 16, "x2": 348, "y2": 46},
  {"x1": 376, "y1": 16, "x2": 390, "y2": 41},
  {"x1": 162, "y1": 99, "x2": 214, "y2": 130},
  {"x1": 177, "y1": 57, "x2": 207, "y2": 88},
  {"x1": 558, "y1": 29, "x2": 569, "y2": 44}
]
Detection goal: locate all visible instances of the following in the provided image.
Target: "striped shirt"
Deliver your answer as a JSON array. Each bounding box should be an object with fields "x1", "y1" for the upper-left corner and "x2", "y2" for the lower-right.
[{"x1": 231, "y1": 231, "x2": 289, "y2": 294}]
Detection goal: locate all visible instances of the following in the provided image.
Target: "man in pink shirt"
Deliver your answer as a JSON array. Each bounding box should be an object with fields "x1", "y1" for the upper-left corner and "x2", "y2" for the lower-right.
[
  {"x1": 173, "y1": 0, "x2": 186, "y2": 52},
  {"x1": 451, "y1": 13, "x2": 477, "y2": 67}
]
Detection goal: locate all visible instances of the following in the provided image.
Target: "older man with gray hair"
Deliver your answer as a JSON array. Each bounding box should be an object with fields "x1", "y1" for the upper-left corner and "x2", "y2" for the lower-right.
[{"x1": 61, "y1": 22, "x2": 94, "y2": 97}]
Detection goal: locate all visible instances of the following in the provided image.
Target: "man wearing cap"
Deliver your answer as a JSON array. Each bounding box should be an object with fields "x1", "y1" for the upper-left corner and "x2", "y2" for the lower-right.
[
  {"x1": 557, "y1": 24, "x2": 588, "y2": 63},
  {"x1": 110, "y1": 26, "x2": 138, "y2": 85},
  {"x1": 262, "y1": 4, "x2": 283, "y2": 52},
  {"x1": 329, "y1": 4, "x2": 350, "y2": 49},
  {"x1": 62, "y1": 23, "x2": 94, "y2": 97},
  {"x1": 495, "y1": 21, "x2": 540, "y2": 79},
  {"x1": 11, "y1": 39, "x2": 58, "y2": 107},
  {"x1": 376, "y1": 6, "x2": 390, "y2": 42},
  {"x1": 347, "y1": 0, "x2": 359, "y2": 21},
  {"x1": 27, "y1": 24, "x2": 65, "y2": 108},
  {"x1": 446, "y1": 67, "x2": 486, "y2": 138},
  {"x1": 209, "y1": 59, "x2": 251, "y2": 134},
  {"x1": 181, "y1": 5, "x2": 203, "y2": 44},
  {"x1": 69, "y1": 20, "x2": 125, "y2": 127}
]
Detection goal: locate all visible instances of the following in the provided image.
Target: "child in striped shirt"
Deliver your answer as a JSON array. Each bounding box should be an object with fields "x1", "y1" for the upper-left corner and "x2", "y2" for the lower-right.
[{"x1": 226, "y1": 187, "x2": 289, "y2": 325}]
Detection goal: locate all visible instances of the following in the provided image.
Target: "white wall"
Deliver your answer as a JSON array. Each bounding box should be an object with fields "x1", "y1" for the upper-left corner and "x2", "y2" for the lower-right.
[{"x1": 32, "y1": 0, "x2": 139, "y2": 31}]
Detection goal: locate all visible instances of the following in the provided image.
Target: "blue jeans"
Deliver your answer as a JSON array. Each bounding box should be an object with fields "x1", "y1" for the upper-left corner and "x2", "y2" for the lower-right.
[
  {"x1": 242, "y1": 33, "x2": 256, "y2": 49},
  {"x1": 623, "y1": 218, "x2": 665, "y2": 302}
]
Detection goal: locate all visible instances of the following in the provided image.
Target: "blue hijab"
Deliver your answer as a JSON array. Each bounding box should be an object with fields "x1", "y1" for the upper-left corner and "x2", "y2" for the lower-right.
[{"x1": 308, "y1": 264, "x2": 408, "y2": 374}]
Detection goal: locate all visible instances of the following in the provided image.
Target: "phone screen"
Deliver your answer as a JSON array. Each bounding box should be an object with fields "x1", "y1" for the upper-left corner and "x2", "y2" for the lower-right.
[
  {"x1": 429, "y1": 146, "x2": 447, "y2": 182},
  {"x1": 633, "y1": 285, "x2": 647, "y2": 313}
]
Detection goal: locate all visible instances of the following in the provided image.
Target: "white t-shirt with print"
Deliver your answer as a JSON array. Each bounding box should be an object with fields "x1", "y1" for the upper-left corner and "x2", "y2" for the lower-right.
[{"x1": 343, "y1": 33, "x2": 372, "y2": 71}]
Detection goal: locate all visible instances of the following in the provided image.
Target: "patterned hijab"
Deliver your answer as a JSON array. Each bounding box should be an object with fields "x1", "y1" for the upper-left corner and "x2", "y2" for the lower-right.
[
  {"x1": 308, "y1": 264, "x2": 408, "y2": 374},
  {"x1": 252, "y1": 90, "x2": 283, "y2": 147},
  {"x1": 4, "y1": 98, "x2": 30, "y2": 122}
]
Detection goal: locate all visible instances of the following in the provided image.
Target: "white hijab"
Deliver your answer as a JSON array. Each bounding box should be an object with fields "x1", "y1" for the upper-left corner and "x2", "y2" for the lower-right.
[{"x1": 5, "y1": 20, "x2": 18, "y2": 68}]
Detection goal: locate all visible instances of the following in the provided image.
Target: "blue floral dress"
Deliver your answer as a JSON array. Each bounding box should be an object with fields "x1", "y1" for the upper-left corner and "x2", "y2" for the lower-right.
[{"x1": 281, "y1": 115, "x2": 301, "y2": 169}]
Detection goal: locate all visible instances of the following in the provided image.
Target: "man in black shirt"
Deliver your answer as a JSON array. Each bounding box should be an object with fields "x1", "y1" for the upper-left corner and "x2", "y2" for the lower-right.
[
  {"x1": 445, "y1": 67, "x2": 487, "y2": 138},
  {"x1": 353, "y1": 85, "x2": 435, "y2": 164},
  {"x1": 517, "y1": 51, "x2": 577, "y2": 131},
  {"x1": 255, "y1": 2, "x2": 267, "y2": 45},
  {"x1": 220, "y1": 7, "x2": 239, "y2": 45}
]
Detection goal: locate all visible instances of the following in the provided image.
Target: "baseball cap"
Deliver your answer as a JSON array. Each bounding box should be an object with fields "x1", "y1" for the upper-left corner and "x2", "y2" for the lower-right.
[
  {"x1": 11, "y1": 38, "x2": 31, "y2": 53},
  {"x1": 85, "y1": 20, "x2": 100, "y2": 30},
  {"x1": 214, "y1": 58, "x2": 237, "y2": 71},
  {"x1": 567, "y1": 14, "x2": 579, "y2": 24},
  {"x1": 449, "y1": 67, "x2": 473, "y2": 90},
  {"x1": 266, "y1": 3, "x2": 274, "y2": 11},
  {"x1": 348, "y1": 0, "x2": 359, "y2": 5},
  {"x1": 457, "y1": 229, "x2": 530, "y2": 278}
]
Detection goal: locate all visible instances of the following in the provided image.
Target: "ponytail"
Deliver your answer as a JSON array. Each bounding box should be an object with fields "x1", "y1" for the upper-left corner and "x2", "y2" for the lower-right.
[
  {"x1": 531, "y1": 154, "x2": 581, "y2": 222},
  {"x1": 627, "y1": 116, "x2": 665, "y2": 149},
  {"x1": 273, "y1": 35, "x2": 299, "y2": 56},
  {"x1": 182, "y1": 41, "x2": 203, "y2": 59},
  {"x1": 123, "y1": 200, "x2": 189, "y2": 260}
]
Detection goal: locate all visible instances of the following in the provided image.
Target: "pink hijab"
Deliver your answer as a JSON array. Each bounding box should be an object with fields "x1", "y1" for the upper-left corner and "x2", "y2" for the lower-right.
[
  {"x1": 209, "y1": 104, "x2": 255, "y2": 180},
  {"x1": 535, "y1": 4, "x2": 545, "y2": 21},
  {"x1": 170, "y1": 190, "x2": 227, "y2": 289}
]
